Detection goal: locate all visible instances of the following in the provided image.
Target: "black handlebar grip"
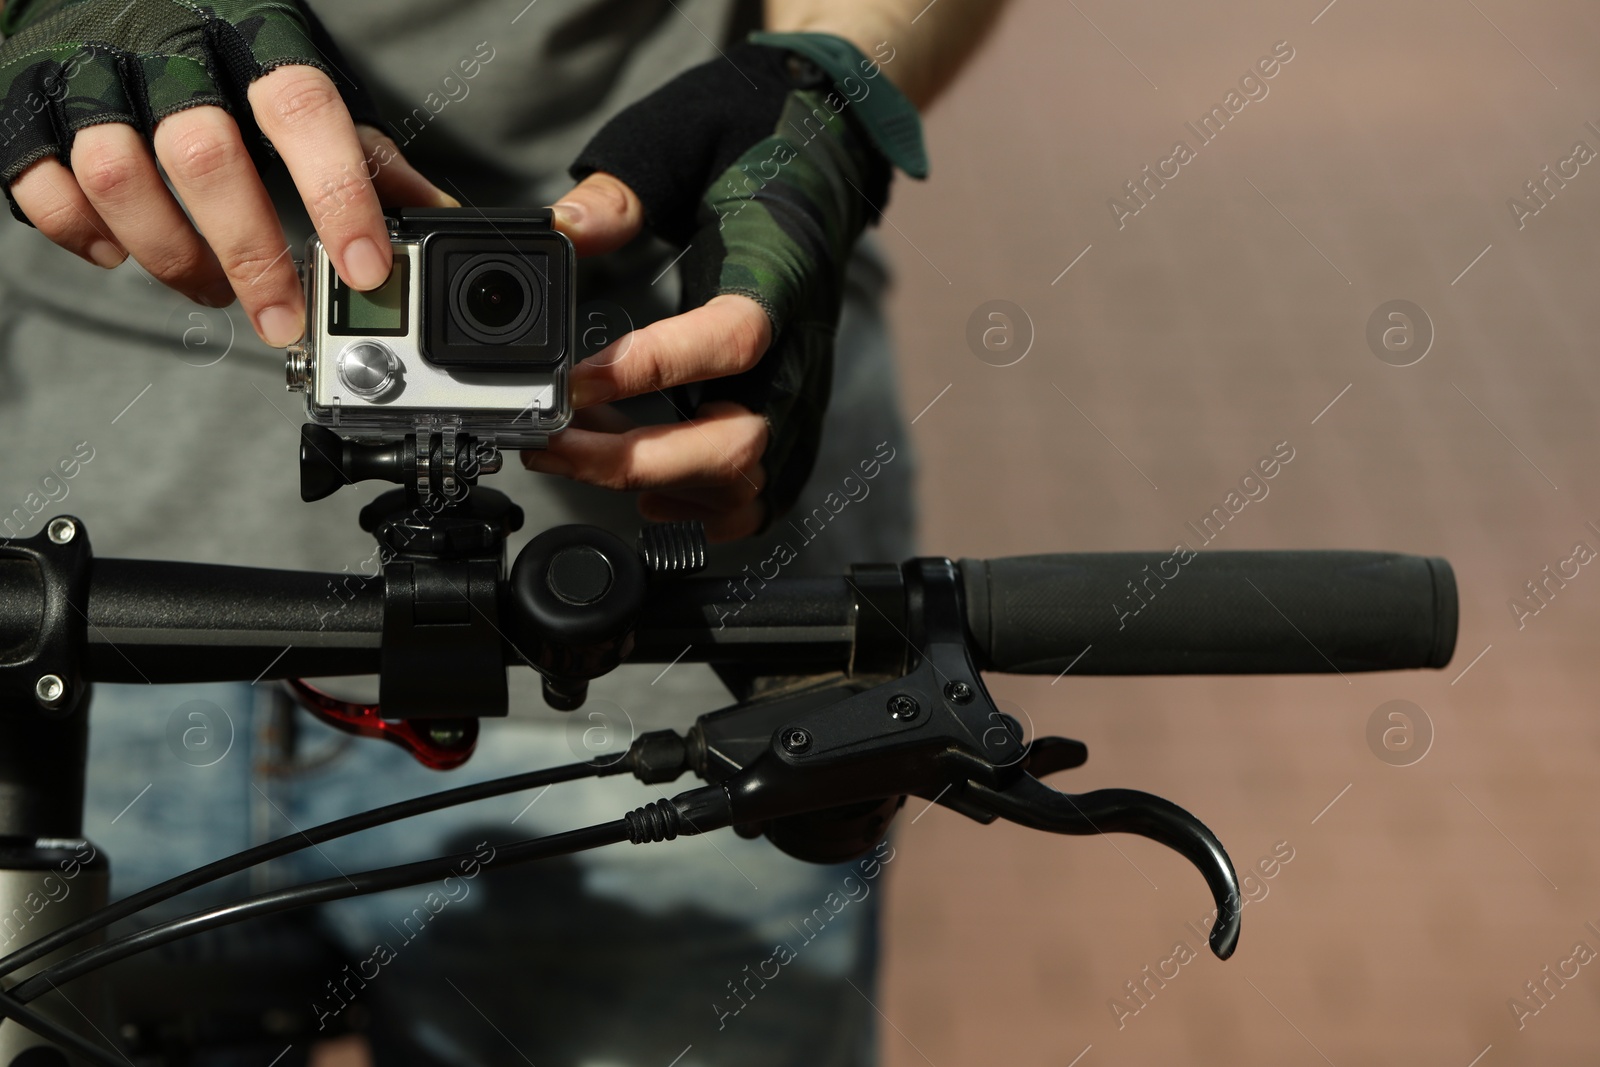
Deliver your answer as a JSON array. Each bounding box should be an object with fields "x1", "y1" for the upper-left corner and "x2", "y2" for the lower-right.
[{"x1": 958, "y1": 551, "x2": 1456, "y2": 675}]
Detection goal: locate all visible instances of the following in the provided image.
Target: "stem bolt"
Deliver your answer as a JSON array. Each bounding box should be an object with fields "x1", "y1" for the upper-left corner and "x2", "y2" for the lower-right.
[
  {"x1": 35, "y1": 674, "x2": 66, "y2": 710},
  {"x1": 781, "y1": 728, "x2": 813, "y2": 755},
  {"x1": 47, "y1": 518, "x2": 76, "y2": 545},
  {"x1": 944, "y1": 680, "x2": 974, "y2": 705},
  {"x1": 887, "y1": 694, "x2": 921, "y2": 721}
]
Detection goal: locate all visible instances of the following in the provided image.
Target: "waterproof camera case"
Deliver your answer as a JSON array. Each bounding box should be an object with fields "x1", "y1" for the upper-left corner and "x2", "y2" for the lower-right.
[{"x1": 287, "y1": 207, "x2": 575, "y2": 448}]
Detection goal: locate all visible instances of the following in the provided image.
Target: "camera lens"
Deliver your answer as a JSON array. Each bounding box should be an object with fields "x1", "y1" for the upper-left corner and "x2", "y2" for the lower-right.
[
  {"x1": 465, "y1": 269, "x2": 525, "y2": 330},
  {"x1": 450, "y1": 254, "x2": 542, "y2": 344}
]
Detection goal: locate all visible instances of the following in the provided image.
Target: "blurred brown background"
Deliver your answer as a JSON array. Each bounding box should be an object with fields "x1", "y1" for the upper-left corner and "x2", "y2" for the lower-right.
[{"x1": 876, "y1": 0, "x2": 1600, "y2": 1064}]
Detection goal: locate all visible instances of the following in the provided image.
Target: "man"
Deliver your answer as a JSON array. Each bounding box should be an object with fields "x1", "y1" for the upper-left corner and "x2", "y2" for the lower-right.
[{"x1": 0, "y1": 1, "x2": 1003, "y2": 1063}]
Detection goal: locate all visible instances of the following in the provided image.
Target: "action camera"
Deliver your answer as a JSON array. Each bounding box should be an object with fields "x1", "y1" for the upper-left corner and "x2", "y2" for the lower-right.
[{"x1": 287, "y1": 207, "x2": 575, "y2": 448}]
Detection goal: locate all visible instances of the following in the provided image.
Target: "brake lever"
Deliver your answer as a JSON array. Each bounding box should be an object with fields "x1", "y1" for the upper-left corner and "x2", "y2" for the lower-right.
[
  {"x1": 685, "y1": 558, "x2": 1244, "y2": 959},
  {"x1": 952, "y1": 772, "x2": 1241, "y2": 959},
  {"x1": 930, "y1": 735, "x2": 1090, "y2": 823},
  {"x1": 1023, "y1": 736, "x2": 1088, "y2": 778}
]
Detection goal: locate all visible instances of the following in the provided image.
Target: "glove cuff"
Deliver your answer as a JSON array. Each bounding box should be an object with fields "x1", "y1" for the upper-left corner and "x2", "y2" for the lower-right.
[
  {"x1": 748, "y1": 31, "x2": 928, "y2": 179},
  {"x1": 569, "y1": 34, "x2": 927, "y2": 247}
]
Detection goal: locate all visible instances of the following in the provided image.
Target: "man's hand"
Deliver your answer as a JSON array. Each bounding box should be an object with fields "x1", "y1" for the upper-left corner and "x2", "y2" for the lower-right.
[
  {"x1": 13, "y1": 75, "x2": 451, "y2": 346},
  {"x1": 521, "y1": 38, "x2": 926, "y2": 542},
  {"x1": 0, "y1": 0, "x2": 454, "y2": 346},
  {"x1": 523, "y1": 173, "x2": 774, "y2": 543}
]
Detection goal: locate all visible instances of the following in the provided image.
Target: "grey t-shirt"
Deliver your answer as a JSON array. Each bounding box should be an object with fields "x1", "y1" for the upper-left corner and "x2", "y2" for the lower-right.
[{"x1": 314, "y1": 0, "x2": 761, "y2": 210}]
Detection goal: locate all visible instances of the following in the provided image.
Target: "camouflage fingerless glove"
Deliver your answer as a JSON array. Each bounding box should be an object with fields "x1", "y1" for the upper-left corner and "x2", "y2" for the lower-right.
[
  {"x1": 0, "y1": 0, "x2": 380, "y2": 217},
  {"x1": 570, "y1": 33, "x2": 927, "y2": 528}
]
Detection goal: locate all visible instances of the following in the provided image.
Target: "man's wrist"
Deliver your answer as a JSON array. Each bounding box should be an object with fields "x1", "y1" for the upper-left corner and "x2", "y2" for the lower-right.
[
  {"x1": 764, "y1": 0, "x2": 1008, "y2": 109},
  {"x1": 761, "y1": 14, "x2": 902, "y2": 85}
]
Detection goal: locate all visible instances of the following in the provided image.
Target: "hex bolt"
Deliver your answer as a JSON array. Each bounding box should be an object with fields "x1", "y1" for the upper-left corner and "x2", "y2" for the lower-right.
[
  {"x1": 47, "y1": 518, "x2": 76, "y2": 545},
  {"x1": 34, "y1": 674, "x2": 66, "y2": 710},
  {"x1": 887, "y1": 694, "x2": 920, "y2": 721},
  {"x1": 944, "y1": 680, "x2": 974, "y2": 705},
  {"x1": 781, "y1": 728, "x2": 813, "y2": 755},
  {"x1": 427, "y1": 724, "x2": 469, "y2": 748}
]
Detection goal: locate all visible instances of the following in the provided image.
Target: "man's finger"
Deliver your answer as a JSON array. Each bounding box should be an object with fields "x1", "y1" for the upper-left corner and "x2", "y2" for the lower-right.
[
  {"x1": 521, "y1": 404, "x2": 767, "y2": 495},
  {"x1": 154, "y1": 106, "x2": 303, "y2": 346},
  {"x1": 71, "y1": 123, "x2": 232, "y2": 306},
  {"x1": 9, "y1": 158, "x2": 125, "y2": 270},
  {"x1": 567, "y1": 404, "x2": 638, "y2": 435},
  {"x1": 357, "y1": 126, "x2": 458, "y2": 210},
  {"x1": 550, "y1": 171, "x2": 645, "y2": 257},
  {"x1": 515, "y1": 406, "x2": 636, "y2": 472},
  {"x1": 567, "y1": 295, "x2": 773, "y2": 407},
  {"x1": 248, "y1": 65, "x2": 391, "y2": 291}
]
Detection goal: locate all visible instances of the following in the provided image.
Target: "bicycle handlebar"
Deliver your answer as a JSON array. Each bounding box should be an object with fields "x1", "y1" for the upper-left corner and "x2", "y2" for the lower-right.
[
  {"x1": 0, "y1": 525, "x2": 1464, "y2": 1059},
  {"x1": 0, "y1": 549, "x2": 1456, "y2": 685}
]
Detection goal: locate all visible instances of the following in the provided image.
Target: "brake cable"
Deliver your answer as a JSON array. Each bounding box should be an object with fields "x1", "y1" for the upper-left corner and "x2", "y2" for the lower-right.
[
  {"x1": 0, "y1": 988, "x2": 126, "y2": 1067},
  {"x1": 0, "y1": 755, "x2": 634, "y2": 982},
  {"x1": 6, "y1": 786, "x2": 729, "y2": 1006}
]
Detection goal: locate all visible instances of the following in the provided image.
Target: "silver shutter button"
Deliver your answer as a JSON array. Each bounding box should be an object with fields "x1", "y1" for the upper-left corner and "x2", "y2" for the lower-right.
[{"x1": 337, "y1": 341, "x2": 400, "y2": 398}]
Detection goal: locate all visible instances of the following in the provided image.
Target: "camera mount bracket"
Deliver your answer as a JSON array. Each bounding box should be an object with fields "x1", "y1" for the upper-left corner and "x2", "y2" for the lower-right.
[
  {"x1": 298, "y1": 424, "x2": 503, "y2": 506},
  {"x1": 355, "y1": 485, "x2": 522, "y2": 721},
  {"x1": 295, "y1": 420, "x2": 524, "y2": 725}
]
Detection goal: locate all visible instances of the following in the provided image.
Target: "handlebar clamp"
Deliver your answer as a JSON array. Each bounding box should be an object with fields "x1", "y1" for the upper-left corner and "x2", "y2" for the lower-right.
[{"x1": 0, "y1": 517, "x2": 91, "y2": 719}]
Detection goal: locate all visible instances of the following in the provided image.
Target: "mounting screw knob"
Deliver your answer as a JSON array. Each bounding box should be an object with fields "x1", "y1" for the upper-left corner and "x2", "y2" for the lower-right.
[
  {"x1": 781, "y1": 728, "x2": 813, "y2": 755},
  {"x1": 887, "y1": 694, "x2": 920, "y2": 721},
  {"x1": 285, "y1": 344, "x2": 312, "y2": 392},
  {"x1": 944, "y1": 680, "x2": 974, "y2": 705}
]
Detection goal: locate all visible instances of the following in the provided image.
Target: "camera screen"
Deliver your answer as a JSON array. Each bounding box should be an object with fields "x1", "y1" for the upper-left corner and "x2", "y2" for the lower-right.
[
  {"x1": 350, "y1": 267, "x2": 404, "y2": 331},
  {"x1": 330, "y1": 258, "x2": 410, "y2": 338}
]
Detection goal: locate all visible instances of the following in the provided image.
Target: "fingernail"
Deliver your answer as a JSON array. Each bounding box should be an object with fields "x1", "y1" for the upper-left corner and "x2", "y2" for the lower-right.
[
  {"x1": 342, "y1": 237, "x2": 390, "y2": 290},
  {"x1": 257, "y1": 305, "x2": 304, "y2": 348},
  {"x1": 522, "y1": 450, "x2": 574, "y2": 478},
  {"x1": 552, "y1": 202, "x2": 586, "y2": 229},
  {"x1": 435, "y1": 189, "x2": 461, "y2": 208},
  {"x1": 572, "y1": 376, "x2": 615, "y2": 408},
  {"x1": 87, "y1": 240, "x2": 125, "y2": 269}
]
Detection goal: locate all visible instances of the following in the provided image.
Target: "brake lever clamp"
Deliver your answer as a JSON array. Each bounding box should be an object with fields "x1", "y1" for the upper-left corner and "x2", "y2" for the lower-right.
[
  {"x1": 285, "y1": 679, "x2": 480, "y2": 771},
  {"x1": 688, "y1": 557, "x2": 1243, "y2": 959}
]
